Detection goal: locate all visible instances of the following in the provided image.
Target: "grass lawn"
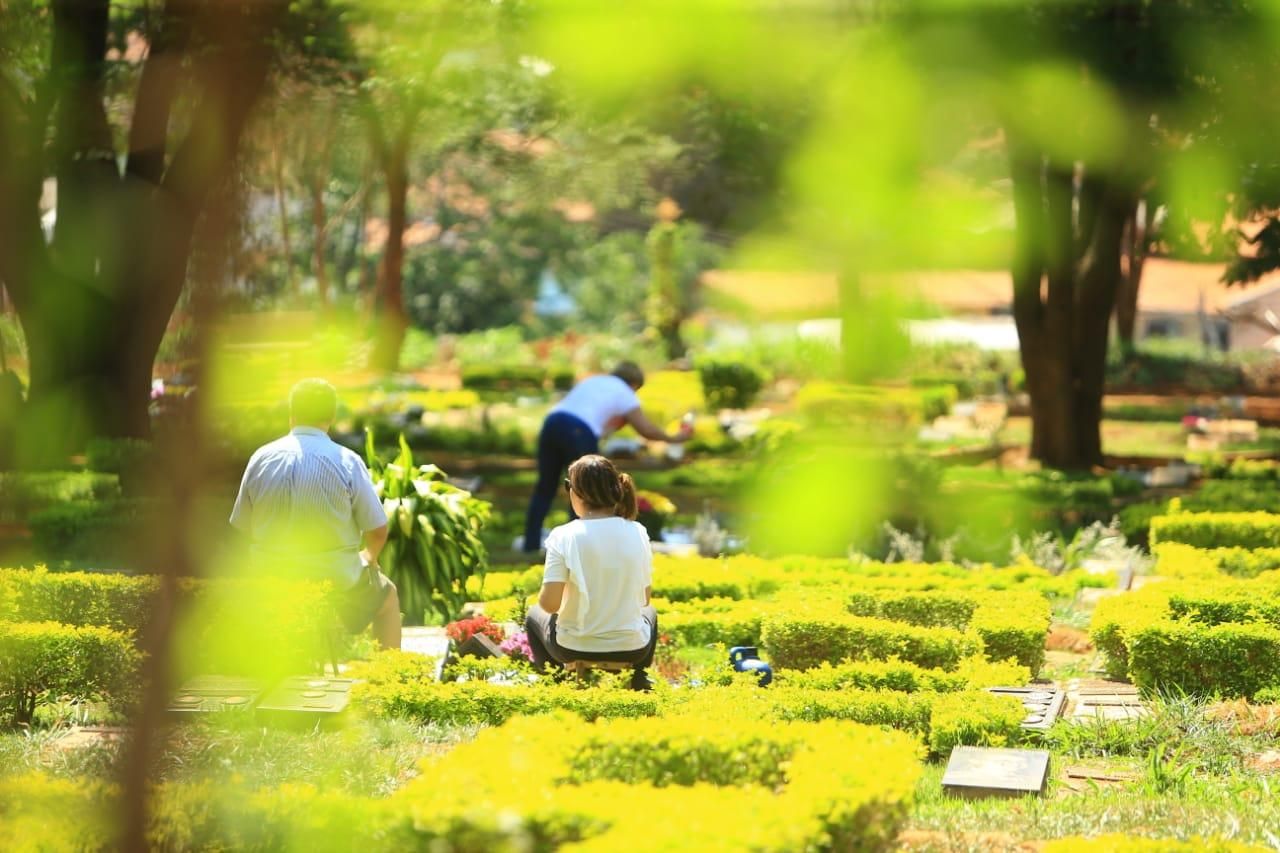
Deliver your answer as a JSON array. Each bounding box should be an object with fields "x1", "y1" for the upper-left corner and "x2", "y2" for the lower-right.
[{"x1": 1002, "y1": 417, "x2": 1280, "y2": 459}]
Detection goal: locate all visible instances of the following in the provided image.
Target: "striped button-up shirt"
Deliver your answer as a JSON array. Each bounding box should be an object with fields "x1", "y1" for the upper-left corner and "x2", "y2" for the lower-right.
[{"x1": 230, "y1": 427, "x2": 387, "y2": 588}]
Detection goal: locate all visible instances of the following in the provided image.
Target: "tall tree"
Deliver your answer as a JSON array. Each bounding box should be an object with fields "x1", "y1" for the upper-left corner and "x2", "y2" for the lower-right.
[
  {"x1": 992, "y1": 0, "x2": 1261, "y2": 468},
  {"x1": 354, "y1": 0, "x2": 521, "y2": 372},
  {"x1": 0, "y1": 0, "x2": 288, "y2": 464}
]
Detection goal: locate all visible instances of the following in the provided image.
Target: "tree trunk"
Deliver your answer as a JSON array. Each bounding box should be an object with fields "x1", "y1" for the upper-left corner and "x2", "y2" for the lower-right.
[
  {"x1": 371, "y1": 139, "x2": 409, "y2": 372},
  {"x1": 1114, "y1": 199, "x2": 1147, "y2": 360},
  {"x1": 270, "y1": 129, "x2": 297, "y2": 298},
  {"x1": 1009, "y1": 144, "x2": 1131, "y2": 471},
  {"x1": 310, "y1": 173, "x2": 329, "y2": 309}
]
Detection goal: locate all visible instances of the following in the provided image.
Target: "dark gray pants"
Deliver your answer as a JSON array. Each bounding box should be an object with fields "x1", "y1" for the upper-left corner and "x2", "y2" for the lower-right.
[{"x1": 525, "y1": 604, "x2": 659, "y2": 673}]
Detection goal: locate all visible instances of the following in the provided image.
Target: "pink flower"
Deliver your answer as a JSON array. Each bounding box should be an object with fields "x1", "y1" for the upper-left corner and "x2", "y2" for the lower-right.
[{"x1": 499, "y1": 630, "x2": 534, "y2": 662}]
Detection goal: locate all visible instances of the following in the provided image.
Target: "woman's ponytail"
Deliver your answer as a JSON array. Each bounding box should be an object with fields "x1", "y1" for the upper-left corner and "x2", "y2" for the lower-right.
[{"x1": 616, "y1": 472, "x2": 638, "y2": 520}]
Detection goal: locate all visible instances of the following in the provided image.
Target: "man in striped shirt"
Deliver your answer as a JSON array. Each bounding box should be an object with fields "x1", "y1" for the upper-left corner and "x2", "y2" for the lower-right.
[{"x1": 230, "y1": 378, "x2": 401, "y2": 648}]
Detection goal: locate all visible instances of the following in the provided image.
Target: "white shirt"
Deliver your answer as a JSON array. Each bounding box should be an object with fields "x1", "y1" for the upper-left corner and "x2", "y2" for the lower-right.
[
  {"x1": 550, "y1": 375, "x2": 642, "y2": 437},
  {"x1": 229, "y1": 427, "x2": 387, "y2": 588},
  {"x1": 544, "y1": 517, "x2": 652, "y2": 652}
]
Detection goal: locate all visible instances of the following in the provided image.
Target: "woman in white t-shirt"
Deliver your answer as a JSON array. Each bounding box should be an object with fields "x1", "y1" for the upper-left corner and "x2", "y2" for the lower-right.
[
  {"x1": 524, "y1": 454, "x2": 659, "y2": 690},
  {"x1": 522, "y1": 362, "x2": 691, "y2": 552}
]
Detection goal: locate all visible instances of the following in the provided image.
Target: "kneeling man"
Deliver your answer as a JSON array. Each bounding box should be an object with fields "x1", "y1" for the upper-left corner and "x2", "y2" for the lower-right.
[{"x1": 230, "y1": 378, "x2": 401, "y2": 648}]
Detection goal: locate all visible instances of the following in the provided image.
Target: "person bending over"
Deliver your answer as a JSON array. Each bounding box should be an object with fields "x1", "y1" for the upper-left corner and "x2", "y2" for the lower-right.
[
  {"x1": 525, "y1": 454, "x2": 658, "y2": 691},
  {"x1": 230, "y1": 378, "x2": 402, "y2": 649},
  {"x1": 522, "y1": 361, "x2": 691, "y2": 552}
]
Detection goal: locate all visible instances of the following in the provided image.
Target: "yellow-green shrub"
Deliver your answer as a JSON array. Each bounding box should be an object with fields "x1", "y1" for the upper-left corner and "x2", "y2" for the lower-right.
[
  {"x1": 1091, "y1": 585, "x2": 1174, "y2": 680},
  {"x1": 844, "y1": 587, "x2": 1050, "y2": 673},
  {"x1": 386, "y1": 713, "x2": 922, "y2": 852},
  {"x1": 1156, "y1": 542, "x2": 1280, "y2": 580},
  {"x1": 762, "y1": 612, "x2": 980, "y2": 671},
  {"x1": 780, "y1": 656, "x2": 1030, "y2": 693},
  {"x1": 1090, "y1": 576, "x2": 1280, "y2": 696},
  {"x1": 0, "y1": 621, "x2": 140, "y2": 726},
  {"x1": 0, "y1": 567, "x2": 158, "y2": 633},
  {"x1": 1151, "y1": 511, "x2": 1280, "y2": 549},
  {"x1": 1127, "y1": 620, "x2": 1280, "y2": 699}
]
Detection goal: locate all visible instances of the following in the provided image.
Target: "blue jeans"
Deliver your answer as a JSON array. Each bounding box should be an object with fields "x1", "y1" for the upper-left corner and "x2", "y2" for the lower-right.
[{"x1": 523, "y1": 412, "x2": 599, "y2": 551}]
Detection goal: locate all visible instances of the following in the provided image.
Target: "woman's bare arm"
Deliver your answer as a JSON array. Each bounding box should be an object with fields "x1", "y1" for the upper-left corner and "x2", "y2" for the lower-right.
[{"x1": 539, "y1": 581, "x2": 566, "y2": 613}]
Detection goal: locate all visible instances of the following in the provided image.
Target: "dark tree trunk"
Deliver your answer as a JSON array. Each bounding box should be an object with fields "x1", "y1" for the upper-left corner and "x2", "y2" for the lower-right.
[
  {"x1": 371, "y1": 145, "x2": 409, "y2": 371},
  {"x1": 310, "y1": 172, "x2": 330, "y2": 309},
  {"x1": 0, "y1": 0, "x2": 283, "y2": 468},
  {"x1": 1009, "y1": 144, "x2": 1133, "y2": 471},
  {"x1": 1114, "y1": 199, "x2": 1148, "y2": 360}
]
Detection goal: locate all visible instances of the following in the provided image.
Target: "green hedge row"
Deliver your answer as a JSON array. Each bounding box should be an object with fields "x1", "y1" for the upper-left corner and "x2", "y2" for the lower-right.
[
  {"x1": 459, "y1": 364, "x2": 574, "y2": 393},
  {"x1": 1154, "y1": 542, "x2": 1280, "y2": 579},
  {"x1": 844, "y1": 588, "x2": 1050, "y2": 674},
  {"x1": 1091, "y1": 577, "x2": 1280, "y2": 697},
  {"x1": 0, "y1": 568, "x2": 158, "y2": 633},
  {"x1": 1150, "y1": 511, "x2": 1280, "y2": 550},
  {"x1": 3, "y1": 713, "x2": 925, "y2": 851},
  {"x1": 350, "y1": 652, "x2": 1025, "y2": 759},
  {"x1": 777, "y1": 656, "x2": 1031, "y2": 693},
  {"x1": 0, "y1": 621, "x2": 139, "y2": 726},
  {"x1": 1, "y1": 566, "x2": 336, "y2": 680},
  {"x1": 0, "y1": 472, "x2": 120, "y2": 524},
  {"x1": 762, "y1": 613, "x2": 980, "y2": 671}
]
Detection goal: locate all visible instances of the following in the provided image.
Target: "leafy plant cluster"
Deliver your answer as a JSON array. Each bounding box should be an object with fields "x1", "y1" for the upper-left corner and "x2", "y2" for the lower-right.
[{"x1": 365, "y1": 435, "x2": 491, "y2": 625}]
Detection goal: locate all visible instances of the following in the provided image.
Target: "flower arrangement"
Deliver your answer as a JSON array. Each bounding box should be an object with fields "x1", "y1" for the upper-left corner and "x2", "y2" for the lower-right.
[
  {"x1": 636, "y1": 490, "x2": 677, "y2": 541},
  {"x1": 636, "y1": 490, "x2": 676, "y2": 516},
  {"x1": 499, "y1": 631, "x2": 535, "y2": 662},
  {"x1": 446, "y1": 614, "x2": 505, "y2": 646}
]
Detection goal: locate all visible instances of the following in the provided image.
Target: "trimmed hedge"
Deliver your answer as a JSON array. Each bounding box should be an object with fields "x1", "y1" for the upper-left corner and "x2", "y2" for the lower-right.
[
  {"x1": 0, "y1": 566, "x2": 336, "y2": 682},
  {"x1": 697, "y1": 359, "x2": 766, "y2": 410},
  {"x1": 28, "y1": 499, "x2": 152, "y2": 563},
  {"x1": 0, "y1": 567, "x2": 158, "y2": 633},
  {"x1": 1155, "y1": 542, "x2": 1280, "y2": 580},
  {"x1": 0, "y1": 472, "x2": 120, "y2": 524},
  {"x1": 844, "y1": 588, "x2": 1050, "y2": 673},
  {"x1": 761, "y1": 613, "x2": 979, "y2": 671},
  {"x1": 459, "y1": 364, "x2": 574, "y2": 393},
  {"x1": 1150, "y1": 511, "x2": 1280, "y2": 550},
  {"x1": 779, "y1": 656, "x2": 1031, "y2": 693},
  {"x1": 389, "y1": 714, "x2": 921, "y2": 851},
  {"x1": 0, "y1": 621, "x2": 140, "y2": 726},
  {"x1": 1090, "y1": 576, "x2": 1280, "y2": 697},
  {"x1": 1127, "y1": 620, "x2": 1280, "y2": 699},
  {"x1": 350, "y1": 651, "x2": 1029, "y2": 758}
]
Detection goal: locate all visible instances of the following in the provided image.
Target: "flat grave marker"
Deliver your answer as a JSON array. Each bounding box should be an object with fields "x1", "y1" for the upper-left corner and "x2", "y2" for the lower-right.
[{"x1": 941, "y1": 746, "x2": 1050, "y2": 799}]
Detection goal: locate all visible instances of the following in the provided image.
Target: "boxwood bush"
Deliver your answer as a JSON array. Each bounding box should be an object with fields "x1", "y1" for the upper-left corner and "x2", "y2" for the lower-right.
[
  {"x1": 0, "y1": 621, "x2": 140, "y2": 726},
  {"x1": 696, "y1": 359, "x2": 766, "y2": 410}
]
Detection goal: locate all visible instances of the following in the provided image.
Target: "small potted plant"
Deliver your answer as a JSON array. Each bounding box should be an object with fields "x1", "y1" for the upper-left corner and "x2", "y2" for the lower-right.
[{"x1": 635, "y1": 490, "x2": 677, "y2": 541}]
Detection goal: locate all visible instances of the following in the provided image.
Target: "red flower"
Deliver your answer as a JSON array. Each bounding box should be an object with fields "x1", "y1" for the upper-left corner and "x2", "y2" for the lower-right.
[{"x1": 446, "y1": 615, "x2": 505, "y2": 645}]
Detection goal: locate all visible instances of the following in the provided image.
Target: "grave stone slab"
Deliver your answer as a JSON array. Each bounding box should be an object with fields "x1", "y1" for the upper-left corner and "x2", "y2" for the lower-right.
[
  {"x1": 168, "y1": 676, "x2": 264, "y2": 715},
  {"x1": 941, "y1": 746, "x2": 1050, "y2": 799},
  {"x1": 255, "y1": 676, "x2": 354, "y2": 727},
  {"x1": 456, "y1": 632, "x2": 502, "y2": 658},
  {"x1": 986, "y1": 686, "x2": 1065, "y2": 731}
]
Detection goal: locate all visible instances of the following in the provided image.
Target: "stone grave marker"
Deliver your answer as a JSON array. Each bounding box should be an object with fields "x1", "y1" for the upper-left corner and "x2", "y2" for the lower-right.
[
  {"x1": 255, "y1": 676, "x2": 355, "y2": 727},
  {"x1": 167, "y1": 675, "x2": 264, "y2": 715},
  {"x1": 941, "y1": 746, "x2": 1050, "y2": 798},
  {"x1": 986, "y1": 686, "x2": 1065, "y2": 731}
]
